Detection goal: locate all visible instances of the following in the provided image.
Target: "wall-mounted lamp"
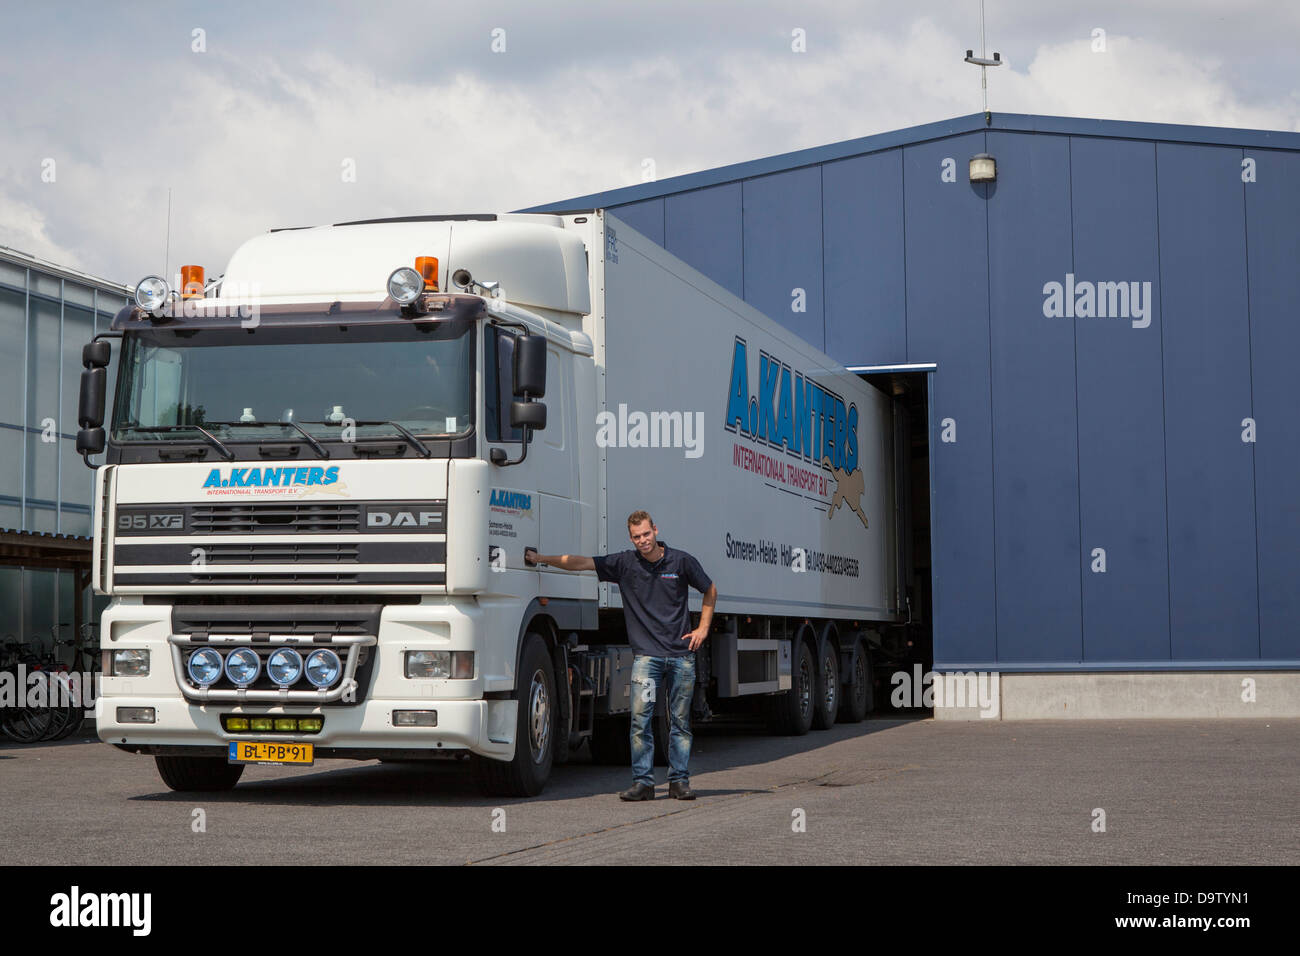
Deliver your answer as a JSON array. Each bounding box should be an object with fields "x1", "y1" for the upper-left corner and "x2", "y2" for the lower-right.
[{"x1": 969, "y1": 153, "x2": 997, "y2": 183}]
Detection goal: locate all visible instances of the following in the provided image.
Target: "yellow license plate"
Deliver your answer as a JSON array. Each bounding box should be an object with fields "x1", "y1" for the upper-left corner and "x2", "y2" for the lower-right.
[{"x1": 228, "y1": 741, "x2": 314, "y2": 765}]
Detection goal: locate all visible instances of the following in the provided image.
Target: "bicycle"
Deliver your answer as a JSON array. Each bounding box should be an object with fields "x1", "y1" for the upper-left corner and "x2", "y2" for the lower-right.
[
  {"x1": 50, "y1": 622, "x2": 101, "y2": 740},
  {"x1": 0, "y1": 637, "x2": 56, "y2": 743}
]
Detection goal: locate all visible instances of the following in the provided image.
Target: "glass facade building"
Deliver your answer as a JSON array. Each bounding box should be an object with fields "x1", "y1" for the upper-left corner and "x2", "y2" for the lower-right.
[{"x1": 0, "y1": 246, "x2": 129, "y2": 651}]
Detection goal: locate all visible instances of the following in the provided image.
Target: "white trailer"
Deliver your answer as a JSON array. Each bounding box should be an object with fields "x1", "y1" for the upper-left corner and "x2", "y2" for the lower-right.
[{"x1": 79, "y1": 210, "x2": 907, "y2": 795}]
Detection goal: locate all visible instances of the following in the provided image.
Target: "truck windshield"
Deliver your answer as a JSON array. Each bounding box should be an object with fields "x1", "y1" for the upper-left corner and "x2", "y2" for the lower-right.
[{"x1": 111, "y1": 320, "x2": 475, "y2": 443}]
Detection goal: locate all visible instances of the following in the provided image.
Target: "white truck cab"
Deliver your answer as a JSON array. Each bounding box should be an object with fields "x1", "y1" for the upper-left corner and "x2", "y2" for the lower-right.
[{"x1": 79, "y1": 211, "x2": 905, "y2": 796}]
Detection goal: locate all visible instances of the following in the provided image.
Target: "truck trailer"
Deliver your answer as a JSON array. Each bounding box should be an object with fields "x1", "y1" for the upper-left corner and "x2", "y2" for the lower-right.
[{"x1": 78, "y1": 210, "x2": 910, "y2": 795}]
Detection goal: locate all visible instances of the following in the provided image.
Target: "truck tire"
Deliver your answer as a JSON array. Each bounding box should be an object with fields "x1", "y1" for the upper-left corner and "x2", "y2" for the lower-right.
[
  {"x1": 812, "y1": 639, "x2": 840, "y2": 730},
  {"x1": 838, "y1": 636, "x2": 873, "y2": 723},
  {"x1": 588, "y1": 714, "x2": 631, "y2": 765},
  {"x1": 154, "y1": 755, "x2": 245, "y2": 792},
  {"x1": 763, "y1": 639, "x2": 815, "y2": 736},
  {"x1": 473, "y1": 634, "x2": 555, "y2": 797}
]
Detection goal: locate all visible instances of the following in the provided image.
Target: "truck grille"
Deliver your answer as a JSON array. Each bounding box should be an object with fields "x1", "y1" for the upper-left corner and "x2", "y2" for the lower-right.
[
  {"x1": 171, "y1": 602, "x2": 379, "y2": 637},
  {"x1": 193, "y1": 543, "x2": 361, "y2": 563},
  {"x1": 110, "y1": 500, "x2": 447, "y2": 588},
  {"x1": 190, "y1": 502, "x2": 361, "y2": 534}
]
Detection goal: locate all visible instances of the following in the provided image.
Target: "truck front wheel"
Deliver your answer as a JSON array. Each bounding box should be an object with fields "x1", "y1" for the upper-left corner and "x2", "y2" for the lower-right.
[
  {"x1": 154, "y1": 755, "x2": 245, "y2": 792},
  {"x1": 473, "y1": 634, "x2": 555, "y2": 797}
]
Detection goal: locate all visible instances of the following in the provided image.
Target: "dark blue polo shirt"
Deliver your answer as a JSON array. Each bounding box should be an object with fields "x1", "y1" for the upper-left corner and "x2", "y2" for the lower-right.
[{"x1": 593, "y1": 541, "x2": 713, "y2": 657}]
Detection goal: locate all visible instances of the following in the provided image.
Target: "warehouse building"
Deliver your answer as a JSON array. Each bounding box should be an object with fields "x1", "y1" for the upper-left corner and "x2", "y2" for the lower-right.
[
  {"x1": 526, "y1": 112, "x2": 1300, "y2": 717},
  {"x1": 0, "y1": 246, "x2": 129, "y2": 653}
]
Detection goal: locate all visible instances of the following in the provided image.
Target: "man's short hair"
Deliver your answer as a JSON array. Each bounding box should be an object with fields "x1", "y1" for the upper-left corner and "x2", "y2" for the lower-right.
[{"x1": 627, "y1": 510, "x2": 654, "y2": 531}]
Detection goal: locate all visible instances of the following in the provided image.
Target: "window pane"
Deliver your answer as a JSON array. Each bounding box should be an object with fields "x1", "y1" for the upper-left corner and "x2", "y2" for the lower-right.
[
  {"x1": 25, "y1": 435, "x2": 57, "y2": 532},
  {"x1": 0, "y1": 286, "x2": 25, "y2": 424},
  {"x1": 27, "y1": 296, "x2": 60, "y2": 432},
  {"x1": 30, "y1": 271, "x2": 61, "y2": 298},
  {"x1": 60, "y1": 503, "x2": 91, "y2": 537},
  {"x1": 485, "y1": 328, "x2": 524, "y2": 442},
  {"x1": 24, "y1": 569, "x2": 58, "y2": 654},
  {"x1": 0, "y1": 566, "x2": 21, "y2": 641},
  {"x1": 0, "y1": 427, "x2": 21, "y2": 510},
  {"x1": 0, "y1": 259, "x2": 25, "y2": 287},
  {"x1": 63, "y1": 304, "x2": 94, "y2": 436},
  {"x1": 65, "y1": 282, "x2": 95, "y2": 308},
  {"x1": 61, "y1": 433, "x2": 93, "y2": 526}
]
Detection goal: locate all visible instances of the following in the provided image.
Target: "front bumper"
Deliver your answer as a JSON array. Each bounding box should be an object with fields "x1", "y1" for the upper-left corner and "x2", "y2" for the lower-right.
[
  {"x1": 95, "y1": 695, "x2": 519, "y2": 760},
  {"x1": 95, "y1": 595, "x2": 521, "y2": 761}
]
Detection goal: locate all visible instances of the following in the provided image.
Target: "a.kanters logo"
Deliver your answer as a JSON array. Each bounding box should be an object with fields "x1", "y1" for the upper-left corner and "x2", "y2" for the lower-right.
[
  {"x1": 724, "y1": 337, "x2": 869, "y2": 530},
  {"x1": 489, "y1": 488, "x2": 533, "y2": 517},
  {"x1": 49, "y1": 886, "x2": 151, "y2": 936},
  {"x1": 202, "y1": 465, "x2": 340, "y2": 489},
  {"x1": 199, "y1": 465, "x2": 350, "y2": 498}
]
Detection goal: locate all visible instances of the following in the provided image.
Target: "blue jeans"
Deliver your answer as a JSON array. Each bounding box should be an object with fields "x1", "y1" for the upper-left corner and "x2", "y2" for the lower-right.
[{"x1": 630, "y1": 653, "x2": 695, "y2": 786}]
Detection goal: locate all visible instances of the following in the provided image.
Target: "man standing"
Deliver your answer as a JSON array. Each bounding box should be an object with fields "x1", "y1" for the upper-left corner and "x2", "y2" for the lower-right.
[{"x1": 525, "y1": 510, "x2": 716, "y2": 801}]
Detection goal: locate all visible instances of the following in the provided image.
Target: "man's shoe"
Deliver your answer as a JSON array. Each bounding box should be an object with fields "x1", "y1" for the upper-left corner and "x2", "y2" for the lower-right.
[
  {"x1": 619, "y1": 782, "x2": 655, "y2": 801},
  {"x1": 668, "y1": 780, "x2": 696, "y2": 800}
]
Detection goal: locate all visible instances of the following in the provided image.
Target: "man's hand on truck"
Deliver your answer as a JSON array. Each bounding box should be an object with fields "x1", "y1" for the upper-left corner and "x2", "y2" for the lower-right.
[
  {"x1": 682, "y1": 583, "x2": 717, "y2": 651},
  {"x1": 524, "y1": 548, "x2": 595, "y2": 572},
  {"x1": 682, "y1": 626, "x2": 710, "y2": 652}
]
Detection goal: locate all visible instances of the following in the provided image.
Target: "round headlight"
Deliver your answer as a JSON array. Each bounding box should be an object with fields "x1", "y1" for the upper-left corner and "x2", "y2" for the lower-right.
[
  {"x1": 187, "y1": 648, "x2": 223, "y2": 686},
  {"x1": 134, "y1": 275, "x2": 170, "y2": 313},
  {"x1": 387, "y1": 267, "x2": 424, "y2": 305},
  {"x1": 267, "y1": 648, "x2": 303, "y2": 687},
  {"x1": 224, "y1": 648, "x2": 261, "y2": 686},
  {"x1": 304, "y1": 649, "x2": 342, "y2": 688}
]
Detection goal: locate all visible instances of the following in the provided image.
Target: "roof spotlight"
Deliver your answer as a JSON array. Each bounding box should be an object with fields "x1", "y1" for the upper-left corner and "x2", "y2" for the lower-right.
[
  {"x1": 387, "y1": 267, "x2": 424, "y2": 306},
  {"x1": 134, "y1": 276, "x2": 170, "y2": 314}
]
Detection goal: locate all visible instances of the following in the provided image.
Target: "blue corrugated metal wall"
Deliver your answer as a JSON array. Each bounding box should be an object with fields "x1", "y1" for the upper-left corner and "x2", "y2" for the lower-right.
[{"x1": 526, "y1": 113, "x2": 1300, "y2": 671}]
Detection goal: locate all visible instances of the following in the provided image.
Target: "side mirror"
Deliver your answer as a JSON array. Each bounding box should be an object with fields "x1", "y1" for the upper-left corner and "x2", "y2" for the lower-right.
[
  {"x1": 513, "y1": 335, "x2": 547, "y2": 398},
  {"x1": 83, "y1": 341, "x2": 111, "y2": 368},
  {"x1": 77, "y1": 428, "x2": 106, "y2": 455},
  {"x1": 79, "y1": 367, "x2": 107, "y2": 429},
  {"x1": 510, "y1": 401, "x2": 547, "y2": 431}
]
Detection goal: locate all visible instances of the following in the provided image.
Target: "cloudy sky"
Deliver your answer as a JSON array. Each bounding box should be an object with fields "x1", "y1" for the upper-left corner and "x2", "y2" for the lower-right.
[{"x1": 2, "y1": 0, "x2": 1296, "y2": 284}]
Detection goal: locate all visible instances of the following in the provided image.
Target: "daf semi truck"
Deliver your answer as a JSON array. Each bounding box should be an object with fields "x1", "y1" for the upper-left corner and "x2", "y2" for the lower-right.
[{"x1": 78, "y1": 210, "x2": 909, "y2": 796}]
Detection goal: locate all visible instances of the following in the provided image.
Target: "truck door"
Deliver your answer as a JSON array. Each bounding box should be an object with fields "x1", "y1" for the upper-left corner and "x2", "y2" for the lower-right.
[{"x1": 484, "y1": 327, "x2": 580, "y2": 583}]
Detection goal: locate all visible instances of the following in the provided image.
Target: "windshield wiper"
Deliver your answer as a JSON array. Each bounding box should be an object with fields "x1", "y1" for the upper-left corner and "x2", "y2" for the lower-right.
[
  {"x1": 300, "y1": 420, "x2": 433, "y2": 458},
  {"x1": 198, "y1": 420, "x2": 330, "y2": 460},
  {"x1": 121, "y1": 424, "x2": 235, "y2": 461}
]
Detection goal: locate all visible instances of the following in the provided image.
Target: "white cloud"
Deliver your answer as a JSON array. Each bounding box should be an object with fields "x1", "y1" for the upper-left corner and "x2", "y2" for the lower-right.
[
  {"x1": 0, "y1": 11, "x2": 1294, "y2": 284},
  {"x1": 0, "y1": 189, "x2": 81, "y2": 268}
]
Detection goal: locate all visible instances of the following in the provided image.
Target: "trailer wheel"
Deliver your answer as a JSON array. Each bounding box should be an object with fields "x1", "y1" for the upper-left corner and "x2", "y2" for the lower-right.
[
  {"x1": 154, "y1": 755, "x2": 245, "y2": 792},
  {"x1": 812, "y1": 640, "x2": 840, "y2": 730},
  {"x1": 588, "y1": 714, "x2": 631, "y2": 765},
  {"x1": 473, "y1": 634, "x2": 555, "y2": 797},
  {"x1": 763, "y1": 639, "x2": 815, "y2": 736},
  {"x1": 838, "y1": 637, "x2": 873, "y2": 723}
]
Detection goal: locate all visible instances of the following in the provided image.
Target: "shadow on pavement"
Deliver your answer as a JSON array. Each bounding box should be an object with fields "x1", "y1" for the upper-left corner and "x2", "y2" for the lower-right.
[{"x1": 118, "y1": 716, "x2": 921, "y2": 808}]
